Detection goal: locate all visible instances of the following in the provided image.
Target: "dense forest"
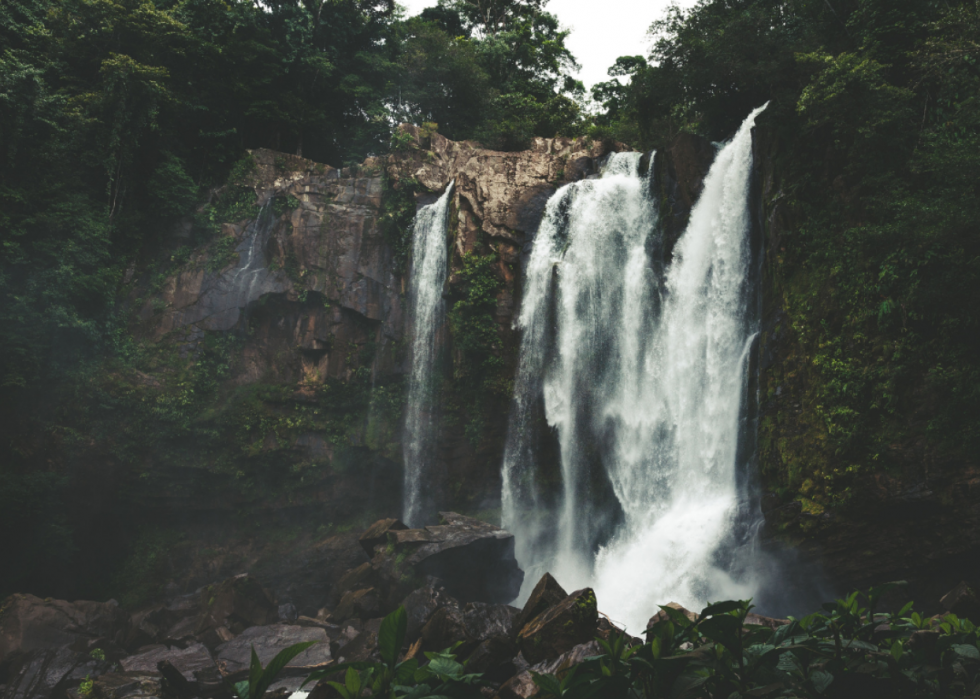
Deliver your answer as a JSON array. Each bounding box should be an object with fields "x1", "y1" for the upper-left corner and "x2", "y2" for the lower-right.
[{"x1": 1, "y1": 0, "x2": 979, "y2": 609}]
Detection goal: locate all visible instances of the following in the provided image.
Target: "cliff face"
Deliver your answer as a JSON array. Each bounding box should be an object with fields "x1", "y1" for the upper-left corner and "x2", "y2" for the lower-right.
[
  {"x1": 117, "y1": 130, "x2": 626, "y2": 561},
  {"x1": 751, "y1": 127, "x2": 980, "y2": 607},
  {"x1": 29, "y1": 125, "x2": 975, "y2": 609}
]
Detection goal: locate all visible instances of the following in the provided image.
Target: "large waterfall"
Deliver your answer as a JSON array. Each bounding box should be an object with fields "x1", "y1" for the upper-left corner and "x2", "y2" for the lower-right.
[
  {"x1": 403, "y1": 184, "x2": 454, "y2": 527},
  {"x1": 502, "y1": 106, "x2": 768, "y2": 631}
]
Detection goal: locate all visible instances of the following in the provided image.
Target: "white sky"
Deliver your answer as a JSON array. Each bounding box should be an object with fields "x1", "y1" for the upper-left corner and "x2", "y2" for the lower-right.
[{"x1": 397, "y1": 0, "x2": 700, "y2": 89}]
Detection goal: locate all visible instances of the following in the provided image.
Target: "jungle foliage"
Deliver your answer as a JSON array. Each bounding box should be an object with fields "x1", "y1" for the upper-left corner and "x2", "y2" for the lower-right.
[
  {"x1": 593, "y1": 0, "x2": 980, "y2": 509},
  {"x1": 231, "y1": 585, "x2": 980, "y2": 698},
  {"x1": 0, "y1": 0, "x2": 581, "y2": 598}
]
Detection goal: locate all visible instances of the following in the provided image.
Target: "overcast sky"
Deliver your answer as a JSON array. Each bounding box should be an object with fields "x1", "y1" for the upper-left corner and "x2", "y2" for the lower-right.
[{"x1": 397, "y1": 0, "x2": 700, "y2": 89}]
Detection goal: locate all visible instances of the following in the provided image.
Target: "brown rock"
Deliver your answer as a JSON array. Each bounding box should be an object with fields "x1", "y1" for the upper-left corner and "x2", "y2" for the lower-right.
[
  {"x1": 496, "y1": 671, "x2": 539, "y2": 699},
  {"x1": 400, "y1": 583, "x2": 460, "y2": 642},
  {"x1": 463, "y1": 603, "x2": 520, "y2": 642},
  {"x1": 421, "y1": 607, "x2": 469, "y2": 652},
  {"x1": 91, "y1": 671, "x2": 164, "y2": 699},
  {"x1": 333, "y1": 588, "x2": 381, "y2": 622},
  {"x1": 0, "y1": 595, "x2": 127, "y2": 669},
  {"x1": 119, "y1": 641, "x2": 222, "y2": 693},
  {"x1": 214, "y1": 624, "x2": 331, "y2": 680},
  {"x1": 940, "y1": 581, "x2": 980, "y2": 622},
  {"x1": 196, "y1": 575, "x2": 278, "y2": 636},
  {"x1": 330, "y1": 562, "x2": 380, "y2": 606},
  {"x1": 513, "y1": 574, "x2": 567, "y2": 636},
  {"x1": 517, "y1": 588, "x2": 598, "y2": 665},
  {"x1": 359, "y1": 518, "x2": 408, "y2": 557}
]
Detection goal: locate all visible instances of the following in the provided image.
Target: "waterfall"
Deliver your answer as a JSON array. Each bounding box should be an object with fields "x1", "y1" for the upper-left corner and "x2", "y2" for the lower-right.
[
  {"x1": 403, "y1": 183, "x2": 454, "y2": 526},
  {"x1": 502, "y1": 106, "x2": 767, "y2": 631}
]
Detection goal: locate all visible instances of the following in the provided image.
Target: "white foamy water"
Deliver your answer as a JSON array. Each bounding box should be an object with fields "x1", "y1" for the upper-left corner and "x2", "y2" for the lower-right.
[
  {"x1": 403, "y1": 184, "x2": 454, "y2": 526},
  {"x1": 502, "y1": 106, "x2": 768, "y2": 631}
]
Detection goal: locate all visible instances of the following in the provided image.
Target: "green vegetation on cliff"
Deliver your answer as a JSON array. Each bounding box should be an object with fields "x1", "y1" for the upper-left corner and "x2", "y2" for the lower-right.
[{"x1": 598, "y1": 0, "x2": 980, "y2": 511}]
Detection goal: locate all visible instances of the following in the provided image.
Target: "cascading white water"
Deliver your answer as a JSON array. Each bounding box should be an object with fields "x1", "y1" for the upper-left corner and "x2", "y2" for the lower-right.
[
  {"x1": 502, "y1": 106, "x2": 767, "y2": 631},
  {"x1": 403, "y1": 183, "x2": 454, "y2": 527}
]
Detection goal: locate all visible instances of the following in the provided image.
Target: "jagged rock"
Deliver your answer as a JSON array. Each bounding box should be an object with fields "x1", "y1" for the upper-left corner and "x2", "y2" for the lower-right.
[
  {"x1": 513, "y1": 574, "x2": 567, "y2": 636},
  {"x1": 330, "y1": 562, "x2": 381, "y2": 607},
  {"x1": 0, "y1": 646, "x2": 89, "y2": 699},
  {"x1": 0, "y1": 595, "x2": 128, "y2": 670},
  {"x1": 119, "y1": 642, "x2": 221, "y2": 692},
  {"x1": 400, "y1": 583, "x2": 459, "y2": 642},
  {"x1": 499, "y1": 640, "x2": 604, "y2": 698},
  {"x1": 517, "y1": 588, "x2": 598, "y2": 665},
  {"x1": 214, "y1": 624, "x2": 331, "y2": 679},
  {"x1": 278, "y1": 604, "x2": 298, "y2": 622},
  {"x1": 196, "y1": 575, "x2": 278, "y2": 636},
  {"x1": 359, "y1": 519, "x2": 408, "y2": 557},
  {"x1": 421, "y1": 607, "x2": 469, "y2": 652},
  {"x1": 940, "y1": 581, "x2": 980, "y2": 622},
  {"x1": 647, "y1": 602, "x2": 700, "y2": 629},
  {"x1": 465, "y1": 635, "x2": 517, "y2": 682},
  {"x1": 91, "y1": 672, "x2": 163, "y2": 699},
  {"x1": 370, "y1": 512, "x2": 523, "y2": 606},
  {"x1": 463, "y1": 603, "x2": 520, "y2": 642},
  {"x1": 333, "y1": 588, "x2": 381, "y2": 622},
  {"x1": 496, "y1": 671, "x2": 539, "y2": 699},
  {"x1": 332, "y1": 619, "x2": 382, "y2": 664}
]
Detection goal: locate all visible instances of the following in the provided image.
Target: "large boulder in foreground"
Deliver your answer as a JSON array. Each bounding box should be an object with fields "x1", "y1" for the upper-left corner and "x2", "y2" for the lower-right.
[
  {"x1": 214, "y1": 624, "x2": 332, "y2": 680},
  {"x1": 364, "y1": 513, "x2": 523, "y2": 606},
  {"x1": 517, "y1": 588, "x2": 597, "y2": 665},
  {"x1": 0, "y1": 595, "x2": 127, "y2": 669}
]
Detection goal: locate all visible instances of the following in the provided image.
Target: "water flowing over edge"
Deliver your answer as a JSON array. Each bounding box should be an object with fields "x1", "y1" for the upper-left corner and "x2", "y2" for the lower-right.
[
  {"x1": 402, "y1": 183, "x2": 454, "y2": 526},
  {"x1": 501, "y1": 106, "x2": 768, "y2": 632}
]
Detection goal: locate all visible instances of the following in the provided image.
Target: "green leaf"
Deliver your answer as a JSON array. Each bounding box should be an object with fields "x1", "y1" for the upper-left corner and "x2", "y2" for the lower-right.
[
  {"x1": 531, "y1": 671, "x2": 563, "y2": 695},
  {"x1": 248, "y1": 647, "x2": 263, "y2": 694},
  {"x1": 234, "y1": 679, "x2": 250, "y2": 699},
  {"x1": 701, "y1": 601, "x2": 744, "y2": 617},
  {"x1": 953, "y1": 644, "x2": 980, "y2": 660},
  {"x1": 890, "y1": 640, "x2": 903, "y2": 663},
  {"x1": 252, "y1": 641, "x2": 317, "y2": 699},
  {"x1": 698, "y1": 615, "x2": 743, "y2": 654},
  {"x1": 344, "y1": 667, "x2": 361, "y2": 695},
  {"x1": 810, "y1": 670, "x2": 834, "y2": 694},
  {"x1": 379, "y1": 606, "x2": 408, "y2": 667}
]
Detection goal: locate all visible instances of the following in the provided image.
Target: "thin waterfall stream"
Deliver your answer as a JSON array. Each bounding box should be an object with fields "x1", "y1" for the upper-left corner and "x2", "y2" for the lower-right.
[
  {"x1": 403, "y1": 183, "x2": 454, "y2": 527},
  {"x1": 502, "y1": 106, "x2": 769, "y2": 631}
]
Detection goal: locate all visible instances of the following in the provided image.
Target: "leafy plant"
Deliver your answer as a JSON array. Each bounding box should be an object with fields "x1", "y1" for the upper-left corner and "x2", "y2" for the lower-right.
[
  {"x1": 231, "y1": 642, "x2": 317, "y2": 699},
  {"x1": 303, "y1": 606, "x2": 488, "y2": 698}
]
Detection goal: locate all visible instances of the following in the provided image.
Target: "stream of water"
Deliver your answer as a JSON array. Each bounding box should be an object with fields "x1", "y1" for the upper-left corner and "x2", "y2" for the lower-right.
[
  {"x1": 502, "y1": 106, "x2": 768, "y2": 631},
  {"x1": 403, "y1": 184, "x2": 454, "y2": 527}
]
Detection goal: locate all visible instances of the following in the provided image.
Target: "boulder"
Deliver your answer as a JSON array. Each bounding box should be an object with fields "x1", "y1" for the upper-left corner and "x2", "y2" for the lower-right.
[
  {"x1": 400, "y1": 583, "x2": 459, "y2": 642},
  {"x1": 119, "y1": 642, "x2": 221, "y2": 693},
  {"x1": 496, "y1": 672, "x2": 539, "y2": 699},
  {"x1": 462, "y1": 603, "x2": 520, "y2": 642},
  {"x1": 420, "y1": 607, "x2": 469, "y2": 652},
  {"x1": 499, "y1": 640, "x2": 603, "y2": 698},
  {"x1": 513, "y1": 574, "x2": 567, "y2": 636},
  {"x1": 465, "y1": 635, "x2": 517, "y2": 682},
  {"x1": 333, "y1": 588, "x2": 381, "y2": 623},
  {"x1": 0, "y1": 646, "x2": 90, "y2": 699},
  {"x1": 370, "y1": 512, "x2": 523, "y2": 606},
  {"x1": 940, "y1": 581, "x2": 980, "y2": 622},
  {"x1": 0, "y1": 595, "x2": 127, "y2": 669},
  {"x1": 517, "y1": 589, "x2": 597, "y2": 665},
  {"x1": 331, "y1": 618, "x2": 382, "y2": 664},
  {"x1": 329, "y1": 562, "x2": 380, "y2": 607},
  {"x1": 90, "y1": 672, "x2": 163, "y2": 699},
  {"x1": 359, "y1": 519, "x2": 408, "y2": 557},
  {"x1": 214, "y1": 624, "x2": 331, "y2": 679},
  {"x1": 196, "y1": 575, "x2": 278, "y2": 636}
]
